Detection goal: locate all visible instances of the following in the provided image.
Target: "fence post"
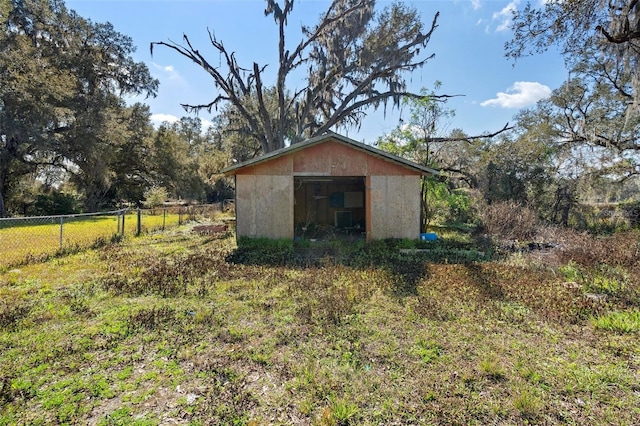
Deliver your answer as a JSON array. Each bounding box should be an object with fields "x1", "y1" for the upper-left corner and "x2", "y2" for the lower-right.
[
  {"x1": 118, "y1": 210, "x2": 124, "y2": 235},
  {"x1": 137, "y1": 208, "x2": 141, "y2": 236},
  {"x1": 59, "y1": 216, "x2": 64, "y2": 250},
  {"x1": 122, "y1": 210, "x2": 126, "y2": 236},
  {"x1": 163, "y1": 208, "x2": 166, "y2": 231}
]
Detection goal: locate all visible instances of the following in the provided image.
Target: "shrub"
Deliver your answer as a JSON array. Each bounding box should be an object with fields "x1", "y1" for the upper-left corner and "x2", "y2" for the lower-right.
[
  {"x1": 447, "y1": 188, "x2": 477, "y2": 225},
  {"x1": 477, "y1": 200, "x2": 540, "y2": 241},
  {"x1": 143, "y1": 186, "x2": 169, "y2": 208},
  {"x1": 33, "y1": 191, "x2": 82, "y2": 215},
  {"x1": 555, "y1": 229, "x2": 640, "y2": 269},
  {"x1": 621, "y1": 201, "x2": 640, "y2": 228}
]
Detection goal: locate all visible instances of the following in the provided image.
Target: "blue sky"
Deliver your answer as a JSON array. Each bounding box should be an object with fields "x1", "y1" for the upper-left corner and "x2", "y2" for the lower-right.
[{"x1": 66, "y1": 0, "x2": 566, "y2": 143}]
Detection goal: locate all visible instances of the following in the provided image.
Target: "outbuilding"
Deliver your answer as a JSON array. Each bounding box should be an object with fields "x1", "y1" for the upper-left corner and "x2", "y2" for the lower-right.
[{"x1": 221, "y1": 132, "x2": 439, "y2": 241}]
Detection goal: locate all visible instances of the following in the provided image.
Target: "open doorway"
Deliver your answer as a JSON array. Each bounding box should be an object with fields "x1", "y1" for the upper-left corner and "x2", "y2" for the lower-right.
[{"x1": 294, "y1": 176, "x2": 366, "y2": 240}]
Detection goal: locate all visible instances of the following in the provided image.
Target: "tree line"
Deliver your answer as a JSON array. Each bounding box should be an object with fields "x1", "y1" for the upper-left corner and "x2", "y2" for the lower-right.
[
  {"x1": 2, "y1": 0, "x2": 638, "y2": 229},
  {"x1": 0, "y1": 0, "x2": 235, "y2": 216}
]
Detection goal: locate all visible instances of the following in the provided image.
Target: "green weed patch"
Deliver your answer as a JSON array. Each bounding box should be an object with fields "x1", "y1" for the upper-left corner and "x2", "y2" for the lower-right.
[{"x1": 592, "y1": 310, "x2": 640, "y2": 333}]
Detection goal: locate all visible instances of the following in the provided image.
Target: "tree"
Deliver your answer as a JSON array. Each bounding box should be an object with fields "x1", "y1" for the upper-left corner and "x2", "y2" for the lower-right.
[
  {"x1": 478, "y1": 133, "x2": 555, "y2": 209},
  {"x1": 0, "y1": 0, "x2": 158, "y2": 215},
  {"x1": 515, "y1": 70, "x2": 639, "y2": 180},
  {"x1": 493, "y1": 69, "x2": 640, "y2": 225},
  {"x1": 149, "y1": 118, "x2": 209, "y2": 202},
  {"x1": 376, "y1": 84, "x2": 515, "y2": 227},
  {"x1": 109, "y1": 104, "x2": 157, "y2": 207},
  {"x1": 507, "y1": 0, "x2": 640, "y2": 105},
  {"x1": 377, "y1": 87, "x2": 474, "y2": 227},
  {"x1": 507, "y1": 1, "x2": 640, "y2": 223},
  {"x1": 152, "y1": 0, "x2": 450, "y2": 154},
  {"x1": 143, "y1": 186, "x2": 168, "y2": 208}
]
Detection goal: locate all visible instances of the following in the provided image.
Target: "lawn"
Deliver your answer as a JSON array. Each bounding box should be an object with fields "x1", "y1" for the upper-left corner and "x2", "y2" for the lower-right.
[
  {"x1": 0, "y1": 227, "x2": 638, "y2": 425},
  {"x1": 0, "y1": 211, "x2": 181, "y2": 270}
]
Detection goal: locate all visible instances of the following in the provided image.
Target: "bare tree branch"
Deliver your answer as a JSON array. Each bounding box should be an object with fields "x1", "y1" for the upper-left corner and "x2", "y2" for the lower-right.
[
  {"x1": 152, "y1": 1, "x2": 451, "y2": 153},
  {"x1": 426, "y1": 122, "x2": 514, "y2": 144}
]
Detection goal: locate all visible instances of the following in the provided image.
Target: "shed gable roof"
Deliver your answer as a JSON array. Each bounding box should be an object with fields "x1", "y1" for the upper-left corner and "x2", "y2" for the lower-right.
[{"x1": 221, "y1": 131, "x2": 440, "y2": 176}]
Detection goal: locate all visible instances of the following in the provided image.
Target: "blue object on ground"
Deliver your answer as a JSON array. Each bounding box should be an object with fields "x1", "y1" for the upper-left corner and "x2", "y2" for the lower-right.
[{"x1": 420, "y1": 232, "x2": 438, "y2": 241}]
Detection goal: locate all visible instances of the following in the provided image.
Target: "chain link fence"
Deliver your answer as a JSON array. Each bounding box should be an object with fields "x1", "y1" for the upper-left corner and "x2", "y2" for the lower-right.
[{"x1": 0, "y1": 204, "x2": 223, "y2": 270}]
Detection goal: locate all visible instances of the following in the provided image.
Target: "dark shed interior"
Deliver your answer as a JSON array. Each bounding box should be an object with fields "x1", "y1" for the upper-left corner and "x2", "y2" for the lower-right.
[{"x1": 293, "y1": 176, "x2": 366, "y2": 239}]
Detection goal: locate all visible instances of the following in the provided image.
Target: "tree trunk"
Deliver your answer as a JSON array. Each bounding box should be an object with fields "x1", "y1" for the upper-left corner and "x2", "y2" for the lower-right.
[
  {"x1": 0, "y1": 161, "x2": 9, "y2": 218},
  {"x1": 560, "y1": 187, "x2": 574, "y2": 226},
  {"x1": 421, "y1": 177, "x2": 429, "y2": 231}
]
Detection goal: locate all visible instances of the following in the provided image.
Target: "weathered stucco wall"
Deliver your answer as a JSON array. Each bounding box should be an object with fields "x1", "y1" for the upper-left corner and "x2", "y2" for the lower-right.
[
  {"x1": 235, "y1": 175, "x2": 293, "y2": 239},
  {"x1": 369, "y1": 175, "x2": 421, "y2": 240}
]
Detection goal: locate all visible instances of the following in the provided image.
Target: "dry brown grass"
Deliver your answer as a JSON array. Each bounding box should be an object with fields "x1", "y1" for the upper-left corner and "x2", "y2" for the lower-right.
[{"x1": 477, "y1": 200, "x2": 542, "y2": 241}]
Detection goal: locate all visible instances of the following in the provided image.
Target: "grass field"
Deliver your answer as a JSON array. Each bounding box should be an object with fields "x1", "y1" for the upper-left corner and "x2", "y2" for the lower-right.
[
  {"x1": 0, "y1": 211, "x2": 181, "y2": 270},
  {"x1": 0, "y1": 227, "x2": 639, "y2": 425}
]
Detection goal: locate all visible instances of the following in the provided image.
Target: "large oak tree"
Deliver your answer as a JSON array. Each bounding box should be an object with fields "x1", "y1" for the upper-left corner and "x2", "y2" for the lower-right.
[
  {"x1": 508, "y1": 0, "x2": 640, "y2": 105},
  {"x1": 152, "y1": 0, "x2": 450, "y2": 154},
  {"x1": 0, "y1": 0, "x2": 158, "y2": 215},
  {"x1": 508, "y1": 0, "x2": 639, "y2": 205}
]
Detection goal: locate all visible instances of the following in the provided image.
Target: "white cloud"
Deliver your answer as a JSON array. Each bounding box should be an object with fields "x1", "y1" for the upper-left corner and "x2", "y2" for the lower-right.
[
  {"x1": 492, "y1": 0, "x2": 519, "y2": 32},
  {"x1": 150, "y1": 113, "x2": 180, "y2": 125},
  {"x1": 152, "y1": 62, "x2": 183, "y2": 81},
  {"x1": 480, "y1": 81, "x2": 551, "y2": 108},
  {"x1": 471, "y1": 0, "x2": 482, "y2": 10},
  {"x1": 201, "y1": 118, "x2": 213, "y2": 131},
  {"x1": 163, "y1": 65, "x2": 180, "y2": 80}
]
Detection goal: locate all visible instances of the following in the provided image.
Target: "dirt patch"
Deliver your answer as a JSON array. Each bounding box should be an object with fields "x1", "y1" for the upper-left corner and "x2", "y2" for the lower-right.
[{"x1": 192, "y1": 224, "x2": 227, "y2": 235}]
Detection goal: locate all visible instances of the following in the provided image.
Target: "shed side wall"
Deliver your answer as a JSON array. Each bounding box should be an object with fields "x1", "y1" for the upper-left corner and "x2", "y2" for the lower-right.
[
  {"x1": 236, "y1": 174, "x2": 293, "y2": 239},
  {"x1": 369, "y1": 175, "x2": 421, "y2": 239}
]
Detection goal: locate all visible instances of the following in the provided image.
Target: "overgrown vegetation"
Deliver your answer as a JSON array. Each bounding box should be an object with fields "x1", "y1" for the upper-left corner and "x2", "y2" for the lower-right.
[{"x1": 1, "y1": 225, "x2": 638, "y2": 424}]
